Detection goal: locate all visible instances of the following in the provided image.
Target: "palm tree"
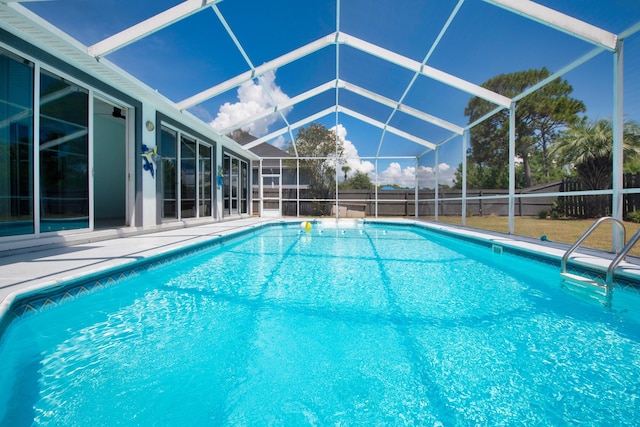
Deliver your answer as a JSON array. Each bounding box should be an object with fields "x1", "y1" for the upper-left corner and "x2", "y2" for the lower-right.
[
  {"x1": 553, "y1": 118, "x2": 640, "y2": 216},
  {"x1": 341, "y1": 165, "x2": 351, "y2": 181}
]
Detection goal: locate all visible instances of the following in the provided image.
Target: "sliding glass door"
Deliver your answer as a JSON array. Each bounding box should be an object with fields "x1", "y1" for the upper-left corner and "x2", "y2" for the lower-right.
[
  {"x1": 199, "y1": 144, "x2": 212, "y2": 217},
  {"x1": 1, "y1": 47, "x2": 135, "y2": 238},
  {"x1": 39, "y1": 69, "x2": 89, "y2": 232},
  {"x1": 0, "y1": 48, "x2": 34, "y2": 236},
  {"x1": 160, "y1": 126, "x2": 178, "y2": 220},
  {"x1": 223, "y1": 153, "x2": 249, "y2": 217},
  {"x1": 180, "y1": 136, "x2": 196, "y2": 219}
]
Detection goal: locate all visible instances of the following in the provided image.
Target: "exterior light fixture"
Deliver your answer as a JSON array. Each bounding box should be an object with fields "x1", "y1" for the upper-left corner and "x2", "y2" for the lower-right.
[{"x1": 145, "y1": 120, "x2": 155, "y2": 131}]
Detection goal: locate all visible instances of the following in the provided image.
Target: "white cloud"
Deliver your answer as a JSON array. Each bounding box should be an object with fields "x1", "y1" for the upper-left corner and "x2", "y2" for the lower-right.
[
  {"x1": 331, "y1": 124, "x2": 375, "y2": 178},
  {"x1": 322, "y1": 124, "x2": 455, "y2": 188},
  {"x1": 376, "y1": 161, "x2": 455, "y2": 188},
  {"x1": 209, "y1": 70, "x2": 290, "y2": 137},
  {"x1": 271, "y1": 135, "x2": 287, "y2": 150}
]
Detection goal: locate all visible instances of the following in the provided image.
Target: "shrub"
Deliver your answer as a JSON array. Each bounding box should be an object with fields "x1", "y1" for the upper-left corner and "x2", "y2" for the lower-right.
[
  {"x1": 550, "y1": 200, "x2": 563, "y2": 220},
  {"x1": 537, "y1": 209, "x2": 548, "y2": 219},
  {"x1": 626, "y1": 209, "x2": 640, "y2": 223}
]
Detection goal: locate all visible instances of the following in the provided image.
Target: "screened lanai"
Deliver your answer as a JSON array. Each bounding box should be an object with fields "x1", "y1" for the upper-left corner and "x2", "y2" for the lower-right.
[{"x1": 4, "y1": 0, "x2": 640, "y2": 244}]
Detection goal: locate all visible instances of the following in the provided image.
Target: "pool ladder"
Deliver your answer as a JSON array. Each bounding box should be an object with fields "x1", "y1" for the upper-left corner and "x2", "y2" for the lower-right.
[{"x1": 560, "y1": 217, "x2": 640, "y2": 307}]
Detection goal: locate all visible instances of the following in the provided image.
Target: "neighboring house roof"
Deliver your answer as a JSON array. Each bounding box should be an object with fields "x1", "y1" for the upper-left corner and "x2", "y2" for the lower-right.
[{"x1": 231, "y1": 131, "x2": 292, "y2": 168}]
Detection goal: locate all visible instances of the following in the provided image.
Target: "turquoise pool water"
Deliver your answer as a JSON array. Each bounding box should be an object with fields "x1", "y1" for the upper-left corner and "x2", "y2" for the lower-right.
[{"x1": 0, "y1": 223, "x2": 639, "y2": 425}]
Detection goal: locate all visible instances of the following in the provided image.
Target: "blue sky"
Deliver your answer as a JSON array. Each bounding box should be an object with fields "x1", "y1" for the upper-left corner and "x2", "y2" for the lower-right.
[{"x1": 23, "y1": 0, "x2": 640, "y2": 188}]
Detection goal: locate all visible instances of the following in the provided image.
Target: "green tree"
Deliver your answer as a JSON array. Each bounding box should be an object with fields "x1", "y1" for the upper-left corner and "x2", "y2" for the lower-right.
[
  {"x1": 452, "y1": 161, "x2": 525, "y2": 190},
  {"x1": 465, "y1": 67, "x2": 585, "y2": 188},
  {"x1": 553, "y1": 118, "x2": 640, "y2": 216},
  {"x1": 285, "y1": 123, "x2": 345, "y2": 198},
  {"x1": 340, "y1": 170, "x2": 374, "y2": 189}
]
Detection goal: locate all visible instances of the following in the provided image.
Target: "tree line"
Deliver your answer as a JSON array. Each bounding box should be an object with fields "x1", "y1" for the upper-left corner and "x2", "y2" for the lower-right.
[
  {"x1": 234, "y1": 67, "x2": 640, "y2": 218},
  {"x1": 453, "y1": 67, "x2": 640, "y2": 198}
]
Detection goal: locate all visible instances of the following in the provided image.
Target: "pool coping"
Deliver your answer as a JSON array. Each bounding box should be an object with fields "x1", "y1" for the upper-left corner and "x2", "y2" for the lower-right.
[
  {"x1": 0, "y1": 218, "x2": 283, "y2": 331},
  {"x1": 1, "y1": 217, "x2": 640, "y2": 339},
  {"x1": 406, "y1": 219, "x2": 640, "y2": 284}
]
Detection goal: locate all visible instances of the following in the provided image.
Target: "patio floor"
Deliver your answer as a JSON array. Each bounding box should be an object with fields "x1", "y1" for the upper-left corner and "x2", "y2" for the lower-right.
[{"x1": 0, "y1": 217, "x2": 278, "y2": 306}]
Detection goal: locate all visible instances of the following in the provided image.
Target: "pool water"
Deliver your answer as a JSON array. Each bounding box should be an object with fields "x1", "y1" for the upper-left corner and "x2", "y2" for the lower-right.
[{"x1": 1, "y1": 223, "x2": 639, "y2": 425}]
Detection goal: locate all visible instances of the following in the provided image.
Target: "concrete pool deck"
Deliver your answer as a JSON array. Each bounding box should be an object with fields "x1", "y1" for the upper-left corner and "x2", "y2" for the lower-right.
[
  {"x1": 1, "y1": 217, "x2": 640, "y2": 313},
  {"x1": 0, "y1": 217, "x2": 280, "y2": 307}
]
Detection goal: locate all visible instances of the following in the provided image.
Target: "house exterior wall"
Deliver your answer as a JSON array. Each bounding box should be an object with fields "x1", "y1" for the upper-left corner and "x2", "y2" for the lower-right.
[{"x1": 0, "y1": 22, "x2": 254, "y2": 247}]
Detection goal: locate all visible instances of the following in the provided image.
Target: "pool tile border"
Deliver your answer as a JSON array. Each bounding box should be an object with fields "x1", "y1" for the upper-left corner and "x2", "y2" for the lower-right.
[
  {"x1": 0, "y1": 222, "x2": 287, "y2": 340},
  {"x1": 369, "y1": 220, "x2": 640, "y2": 297}
]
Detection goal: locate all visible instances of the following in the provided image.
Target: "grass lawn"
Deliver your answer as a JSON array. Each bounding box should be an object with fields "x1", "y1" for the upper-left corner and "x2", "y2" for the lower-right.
[{"x1": 421, "y1": 216, "x2": 640, "y2": 257}]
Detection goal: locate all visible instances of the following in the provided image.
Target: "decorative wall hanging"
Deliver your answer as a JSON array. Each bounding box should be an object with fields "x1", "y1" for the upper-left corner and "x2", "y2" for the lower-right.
[
  {"x1": 216, "y1": 166, "x2": 224, "y2": 188},
  {"x1": 141, "y1": 144, "x2": 158, "y2": 178}
]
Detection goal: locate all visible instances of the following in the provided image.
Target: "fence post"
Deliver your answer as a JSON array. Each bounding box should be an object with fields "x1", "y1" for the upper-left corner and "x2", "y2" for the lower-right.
[{"x1": 518, "y1": 195, "x2": 522, "y2": 216}]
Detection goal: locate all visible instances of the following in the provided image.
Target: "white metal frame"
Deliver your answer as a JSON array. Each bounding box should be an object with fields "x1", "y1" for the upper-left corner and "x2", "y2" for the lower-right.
[{"x1": 70, "y1": 0, "x2": 626, "y2": 171}]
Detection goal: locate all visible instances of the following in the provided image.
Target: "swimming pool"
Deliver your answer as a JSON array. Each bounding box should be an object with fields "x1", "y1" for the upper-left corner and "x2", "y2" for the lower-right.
[{"x1": 0, "y1": 222, "x2": 639, "y2": 425}]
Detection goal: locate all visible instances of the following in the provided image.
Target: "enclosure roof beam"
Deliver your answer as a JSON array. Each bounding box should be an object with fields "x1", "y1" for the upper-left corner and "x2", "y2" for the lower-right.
[
  {"x1": 242, "y1": 107, "x2": 336, "y2": 151},
  {"x1": 485, "y1": 0, "x2": 617, "y2": 51},
  {"x1": 339, "y1": 106, "x2": 436, "y2": 150},
  {"x1": 88, "y1": 0, "x2": 223, "y2": 58},
  {"x1": 218, "y1": 80, "x2": 336, "y2": 134},
  {"x1": 341, "y1": 80, "x2": 464, "y2": 134},
  {"x1": 339, "y1": 32, "x2": 511, "y2": 108},
  {"x1": 221, "y1": 78, "x2": 464, "y2": 137},
  {"x1": 513, "y1": 45, "x2": 606, "y2": 103},
  {"x1": 176, "y1": 34, "x2": 335, "y2": 110},
  {"x1": 241, "y1": 104, "x2": 437, "y2": 153}
]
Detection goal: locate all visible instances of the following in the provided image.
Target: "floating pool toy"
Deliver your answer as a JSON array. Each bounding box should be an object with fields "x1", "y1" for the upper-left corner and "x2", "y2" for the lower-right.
[{"x1": 300, "y1": 221, "x2": 312, "y2": 232}]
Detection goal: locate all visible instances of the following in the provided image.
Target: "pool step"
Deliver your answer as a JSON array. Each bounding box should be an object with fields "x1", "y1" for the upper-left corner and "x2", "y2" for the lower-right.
[{"x1": 560, "y1": 272, "x2": 607, "y2": 304}]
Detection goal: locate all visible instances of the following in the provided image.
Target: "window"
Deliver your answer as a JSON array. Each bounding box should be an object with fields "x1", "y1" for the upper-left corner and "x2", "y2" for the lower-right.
[{"x1": 160, "y1": 124, "x2": 214, "y2": 221}]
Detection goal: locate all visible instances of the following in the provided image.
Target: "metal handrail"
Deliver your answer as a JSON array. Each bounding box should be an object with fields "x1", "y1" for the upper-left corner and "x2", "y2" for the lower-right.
[
  {"x1": 560, "y1": 217, "x2": 626, "y2": 274},
  {"x1": 561, "y1": 216, "x2": 629, "y2": 308},
  {"x1": 605, "y1": 228, "x2": 640, "y2": 306}
]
